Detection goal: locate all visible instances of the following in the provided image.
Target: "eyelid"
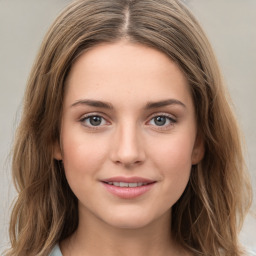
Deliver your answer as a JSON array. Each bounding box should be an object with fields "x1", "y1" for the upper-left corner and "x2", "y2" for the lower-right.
[
  {"x1": 147, "y1": 112, "x2": 177, "y2": 121},
  {"x1": 146, "y1": 112, "x2": 177, "y2": 129},
  {"x1": 79, "y1": 111, "x2": 110, "y2": 120},
  {"x1": 79, "y1": 112, "x2": 111, "y2": 129}
]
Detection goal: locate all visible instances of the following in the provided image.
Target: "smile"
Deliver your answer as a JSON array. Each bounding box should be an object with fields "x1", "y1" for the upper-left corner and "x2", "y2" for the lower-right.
[
  {"x1": 104, "y1": 182, "x2": 149, "y2": 187},
  {"x1": 101, "y1": 177, "x2": 156, "y2": 199}
]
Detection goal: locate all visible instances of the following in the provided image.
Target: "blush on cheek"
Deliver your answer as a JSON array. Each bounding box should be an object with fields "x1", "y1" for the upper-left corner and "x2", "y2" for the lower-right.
[
  {"x1": 62, "y1": 137, "x2": 108, "y2": 178},
  {"x1": 154, "y1": 141, "x2": 193, "y2": 168},
  {"x1": 153, "y1": 140, "x2": 193, "y2": 195}
]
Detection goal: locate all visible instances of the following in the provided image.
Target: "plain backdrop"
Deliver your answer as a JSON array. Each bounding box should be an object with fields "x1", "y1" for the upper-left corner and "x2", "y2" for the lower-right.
[{"x1": 0, "y1": 0, "x2": 255, "y2": 254}]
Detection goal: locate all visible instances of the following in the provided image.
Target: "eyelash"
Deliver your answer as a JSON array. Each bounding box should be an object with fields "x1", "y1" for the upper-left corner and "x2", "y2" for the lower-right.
[
  {"x1": 79, "y1": 113, "x2": 109, "y2": 130},
  {"x1": 79, "y1": 113, "x2": 177, "y2": 130},
  {"x1": 147, "y1": 113, "x2": 176, "y2": 130}
]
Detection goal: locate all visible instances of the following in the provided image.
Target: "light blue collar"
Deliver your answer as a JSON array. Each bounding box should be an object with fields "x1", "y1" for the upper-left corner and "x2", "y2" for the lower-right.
[{"x1": 49, "y1": 244, "x2": 63, "y2": 256}]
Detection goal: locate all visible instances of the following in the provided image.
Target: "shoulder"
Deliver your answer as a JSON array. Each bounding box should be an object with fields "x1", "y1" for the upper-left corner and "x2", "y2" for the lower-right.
[{"x1": 49, "y1": 244, "x2": 63, "y2": 256}]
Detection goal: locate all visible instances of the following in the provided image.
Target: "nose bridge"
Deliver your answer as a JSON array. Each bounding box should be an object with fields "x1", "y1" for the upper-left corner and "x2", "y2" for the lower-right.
[{"x1": 111, "y1": 119, "x2": 145, "y2": 166}]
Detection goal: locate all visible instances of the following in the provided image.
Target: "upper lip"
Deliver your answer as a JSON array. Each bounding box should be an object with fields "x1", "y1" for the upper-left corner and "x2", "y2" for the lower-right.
[{"x1": 101, "y1": 176, "x2": 155, "y2": 184}]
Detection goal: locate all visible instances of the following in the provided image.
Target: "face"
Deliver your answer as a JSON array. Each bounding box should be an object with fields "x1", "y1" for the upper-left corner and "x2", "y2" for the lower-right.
[{"x1": 55, "y1": 41, "x2": 204, "y2": 230}]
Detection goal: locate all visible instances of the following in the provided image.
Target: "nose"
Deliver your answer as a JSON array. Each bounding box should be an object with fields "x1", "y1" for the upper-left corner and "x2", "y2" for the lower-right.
[{"x1": 110, "y1": 122, "x2": 146, "y2": 168}]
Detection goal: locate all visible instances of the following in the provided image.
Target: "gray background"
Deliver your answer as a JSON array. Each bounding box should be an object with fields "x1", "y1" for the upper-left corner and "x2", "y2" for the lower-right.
[{"x1": 0, "y1": 0, "x2": 255, "y2": 254}]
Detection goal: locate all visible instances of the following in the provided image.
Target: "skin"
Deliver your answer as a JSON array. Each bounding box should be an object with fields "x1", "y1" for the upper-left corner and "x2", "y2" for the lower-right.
[{"x1": 54, "y1": 41, "x2": 204, "y2": 256}]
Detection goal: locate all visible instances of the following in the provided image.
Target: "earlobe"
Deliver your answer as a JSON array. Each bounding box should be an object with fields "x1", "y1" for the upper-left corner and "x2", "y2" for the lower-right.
[
  {"x1": 192, "y1": 136, "x2": 205, "y2": 165},
  {"x1": 53, "y1": 141, "x2": 62, "y2": 160}
]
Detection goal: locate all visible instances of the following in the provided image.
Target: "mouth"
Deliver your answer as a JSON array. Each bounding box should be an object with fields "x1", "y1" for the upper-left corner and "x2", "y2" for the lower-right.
[
  {"x1": 102, "y1": 181, "x2": 154, "y2": 187},
  {"x1": 101, "y1": 177, "x2": 156, "y2": 199}
]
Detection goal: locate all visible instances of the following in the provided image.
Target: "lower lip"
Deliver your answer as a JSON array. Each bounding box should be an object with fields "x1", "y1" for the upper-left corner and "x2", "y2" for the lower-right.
[{"x1": 102, "y1": 182, "x2": 155, "y2": 199}]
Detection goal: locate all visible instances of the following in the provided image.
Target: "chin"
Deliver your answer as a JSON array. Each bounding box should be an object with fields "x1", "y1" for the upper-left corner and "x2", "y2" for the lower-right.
[
  {"x1": 106, "y1": 217, "x2": 152, "y2": 230},
  {"x1": 101, "y1": 208, "x2": 162, "y2": 230}
]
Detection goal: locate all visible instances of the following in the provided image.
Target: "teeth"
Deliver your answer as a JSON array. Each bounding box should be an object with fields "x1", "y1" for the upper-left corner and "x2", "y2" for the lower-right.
[
  {"x1": 129, "y1": 183, "x2": 137, "y2": 187},
  {"x1": 120, "y1": 182, "x2": 128, "y2": 187},
  {"x1": 106, "y1": 182, "x2": 149, "y2": 187}
]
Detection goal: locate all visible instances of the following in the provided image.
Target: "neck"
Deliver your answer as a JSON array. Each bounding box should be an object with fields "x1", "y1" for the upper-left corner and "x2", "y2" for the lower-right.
[{"x1": 61, "y1": 208, "x2": 188, "y2": 256}]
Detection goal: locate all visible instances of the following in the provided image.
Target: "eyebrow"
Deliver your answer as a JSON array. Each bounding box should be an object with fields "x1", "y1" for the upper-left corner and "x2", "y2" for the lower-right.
[
  {"x1": 145, "y1": 99, "x2": 186, "y2": 109},
  {"x1": 70, "y1": 98, "x2": 186, "y2": 110},
  {"x1": 71, "y1": 99, "x2": 113, "y2": 109}
]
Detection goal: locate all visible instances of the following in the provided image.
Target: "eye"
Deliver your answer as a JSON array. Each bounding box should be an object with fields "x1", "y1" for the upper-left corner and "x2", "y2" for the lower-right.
[
  {"x1": 148, "y1": 114, "x2": 176, "y2": 127},
  {"x1": 80, "y1": 115, "x2": 108, "y2": 127}
]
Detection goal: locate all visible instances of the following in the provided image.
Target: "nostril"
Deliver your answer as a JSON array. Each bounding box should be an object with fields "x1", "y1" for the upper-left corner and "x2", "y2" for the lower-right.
[
  {"x1": 114, "y1": 159, "x2": 143, "y2": 168},
  {"x1": 110, "y1": 129, "x2": 146, "y2": 166}
]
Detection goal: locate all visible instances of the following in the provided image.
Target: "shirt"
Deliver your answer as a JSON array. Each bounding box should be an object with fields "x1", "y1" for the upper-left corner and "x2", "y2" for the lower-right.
[{"x1": 49, "y1": 244, "x2": 63, "y2": 256}]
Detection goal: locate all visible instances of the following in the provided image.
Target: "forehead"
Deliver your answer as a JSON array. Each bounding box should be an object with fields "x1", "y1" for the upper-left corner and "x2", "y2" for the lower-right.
[{"x1": 64, "y1": 41, "x2": 192, "y2": 109}]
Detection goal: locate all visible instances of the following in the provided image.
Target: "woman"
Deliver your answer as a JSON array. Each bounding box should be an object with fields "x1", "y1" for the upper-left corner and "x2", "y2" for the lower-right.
[{"x1": 7, "y1": 0, "x2": 252, "y2": 255}]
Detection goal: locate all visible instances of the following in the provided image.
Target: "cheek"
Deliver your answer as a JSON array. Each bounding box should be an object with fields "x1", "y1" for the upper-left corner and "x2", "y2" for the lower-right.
[
  {"x1": 151, "y1": 134, "x2": 194, "y2": 170},
  {"x1": 148, "y1": 133, "x2": 194, "y2": 191},
  {"x1": 61, "y1": 130, "x2": 108, "y2": 181}
]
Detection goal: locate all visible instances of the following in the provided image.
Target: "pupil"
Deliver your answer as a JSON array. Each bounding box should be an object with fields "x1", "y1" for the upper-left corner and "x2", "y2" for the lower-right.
[
  {"x1": 90, "y1": 116, "x2": 102, "y2": 126},
  {"x1": 154, "y1": 116, "x2": 166, "y2": 126}
]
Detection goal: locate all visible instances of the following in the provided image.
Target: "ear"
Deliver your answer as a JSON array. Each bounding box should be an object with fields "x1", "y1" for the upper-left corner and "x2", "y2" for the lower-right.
[
  {"x1": 191, "y1": 134, "x2": 205, "y2": 165},
  {"x1": 53, "y1": 141, "x2": 62, "y2": 160}
]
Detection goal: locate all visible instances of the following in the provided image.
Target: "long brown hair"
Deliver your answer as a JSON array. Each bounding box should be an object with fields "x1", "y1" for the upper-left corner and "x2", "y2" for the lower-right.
[{"x1": 7, "y1": 0, "x2": 252, "y2": 255}]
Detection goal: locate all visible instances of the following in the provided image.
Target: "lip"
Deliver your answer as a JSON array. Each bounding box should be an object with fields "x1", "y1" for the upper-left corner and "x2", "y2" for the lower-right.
[
  {"x1": 102, "y1": 176, "x2": 155, "y2": 183},
  {"x1": 101, "y1": 176, "x2": 156, "y2": 199}
]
